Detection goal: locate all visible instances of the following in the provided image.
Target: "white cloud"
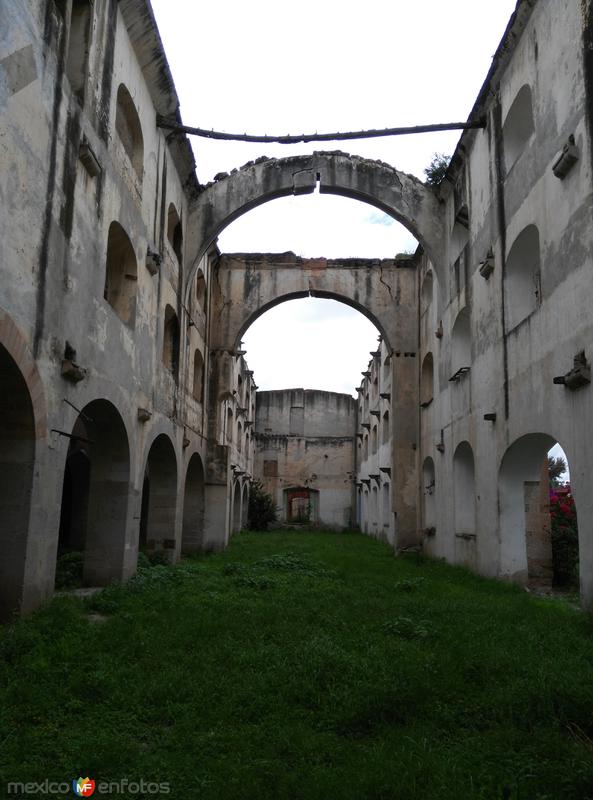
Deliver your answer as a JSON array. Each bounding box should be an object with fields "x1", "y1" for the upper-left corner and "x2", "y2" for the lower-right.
[
  {"x1": 219, "y1": 192, "x2": 417, "y2": 258},
  {"x1": 242, "y1": 298, "x2": 379, "y2": 396}
]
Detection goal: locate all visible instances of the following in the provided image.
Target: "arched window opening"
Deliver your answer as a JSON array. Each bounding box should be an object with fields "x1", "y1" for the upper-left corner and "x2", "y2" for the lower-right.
[
  {"x1": 382, "y1": 411, "x2": 390, "y2": 445},
  {"x1": 422, "y1": 458, "x2": 436, "y2": 536},
  {"x1": 237, "y1": 421, "x2": 243, "y2": 452},
  {"x1": 421, "y1": 352, "x2": 434, "y2": 407},
  {"x1": 226, "y1": 407, "x2": 233, "y2": 443},
  {"x1": 451, "y1": 224, "x2": 469, "y2": 265},
  {"x1": 505, "y1": 225, "x2": 541, "y2": 331},
  {"x1": 371, "y1": 424, "x2": 378, "y2": 454},
  {"x1": 451, "y1": 308, "x2": 471, "y2": 380},
  {"x1": 115, "y1": 84, "x2": 143, "y2": 182},
  {"x1": 195, "y1": 269, "x2": 207, "y2": 313},
  {"x1": 503, "y1": 84, "x2": 535, "y2": 173},
  {"x1": 104, "y1": 221, "x2": 137, "y2": 326},
  {"x1": 65, "y1": 0, "x2": 92, "y2": 103},
  {"x1": 421, "y1": 271, "x2": 433, "y2": 314},
  {"x1": 167, "y1": 204, "x2": 183, "y2": 264},
  {"x1": 193, "y1": 350, "x2": 204, "y2": 403},
  {"x1": 162, "y1": 305, "x2": 180, "y2": 378},
  {"x1": 382, "y1": 354, "x2": 391, "y2": 387}
]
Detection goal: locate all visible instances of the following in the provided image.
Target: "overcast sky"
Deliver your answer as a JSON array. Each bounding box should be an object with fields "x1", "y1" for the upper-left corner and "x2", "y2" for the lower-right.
[{"x1": 152, "y1": 0, "x2": 518, "y2": 395}]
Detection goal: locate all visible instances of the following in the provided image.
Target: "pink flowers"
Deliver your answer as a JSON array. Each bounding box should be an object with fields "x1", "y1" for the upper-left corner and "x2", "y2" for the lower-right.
[{"x1": 549, "y1": 484, "x2": 576, "y2": 526}]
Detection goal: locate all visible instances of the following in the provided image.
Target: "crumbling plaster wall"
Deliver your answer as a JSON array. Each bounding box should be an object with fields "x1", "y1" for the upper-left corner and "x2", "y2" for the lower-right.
[
  {"x1": 420, "y1": 0, "x2": 593, "y2": 603},
  {"x1": 254, "y1": 390, "x2": 356, "y2": 529},
  {"x1": 0, "y1": 0, "x2": 212, "y2": 613}
]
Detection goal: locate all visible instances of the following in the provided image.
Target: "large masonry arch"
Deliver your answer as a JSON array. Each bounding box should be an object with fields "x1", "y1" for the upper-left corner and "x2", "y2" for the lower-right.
[
  {"x1": 210, "y1": 252, "x2": 417, "y2": 354},
  {"x1": 186, "y1": 152, "x2": 446, "y2": 296}
]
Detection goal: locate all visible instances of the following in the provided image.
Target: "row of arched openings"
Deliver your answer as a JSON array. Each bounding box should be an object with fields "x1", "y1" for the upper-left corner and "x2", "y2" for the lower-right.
[
  {"x1": 420, "y1": 220, "x2": 542, "y2": 397},
  {"x1": 56, "y1": 402, "x2": 207, "y2": 589},
  {"x1": 359, "y1": 482, "x2": 391, "y2": 541},
  {"x1": 103, "y1": 221, "x2": 205, "y2": 395},
  {"x1": 423, "y1": 436, "x2": 579, "y2": 587}
]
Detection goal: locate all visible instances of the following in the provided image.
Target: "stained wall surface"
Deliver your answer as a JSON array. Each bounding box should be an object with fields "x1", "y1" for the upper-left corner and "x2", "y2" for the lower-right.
[{"x1": 254, "y1": 390, "x2": 356, "y2": 529}]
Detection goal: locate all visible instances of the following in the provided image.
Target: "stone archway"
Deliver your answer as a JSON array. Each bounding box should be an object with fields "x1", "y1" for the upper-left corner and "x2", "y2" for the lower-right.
[
  {"x1": 209, "y1": 252, "x2": 417, "y2": 354},
  {"x1": 232, "y1": 480, "x2": 242, "y2": 533},
  {"x1": 186, "y1": 152, "x2": 445, "y2": 296},
  {"x1": 140, "y1": 434, "x2": 178, "y2": 558},
  {"x1": 57, "y1": 399, "x2": 131, "y2": 587},
  {"x1": 191, "y1": 153, "x2": 434, "y2": 555},
  {"x1": 182, "y1": 453, "x2": 206, "y2": 554},
  {"x1": 0, "y1": 344, "x2": 36, "y2": 619}
]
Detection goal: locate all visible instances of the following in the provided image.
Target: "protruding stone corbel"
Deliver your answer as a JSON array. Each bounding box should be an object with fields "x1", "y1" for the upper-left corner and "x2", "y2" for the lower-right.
[{"x1": 553, "y1": 351, "x2": 591, "y2": 390}]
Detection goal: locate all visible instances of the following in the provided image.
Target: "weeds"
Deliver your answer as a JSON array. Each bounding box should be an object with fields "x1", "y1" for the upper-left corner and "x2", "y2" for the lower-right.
[{"x1": 1, "y1": 530, "x2": 592, "y2": 800}]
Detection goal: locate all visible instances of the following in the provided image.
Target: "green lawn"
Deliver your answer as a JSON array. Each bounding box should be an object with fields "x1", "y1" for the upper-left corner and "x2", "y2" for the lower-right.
[{"x1": 1, "y1": 530, "x2": 593, "y2": 799}]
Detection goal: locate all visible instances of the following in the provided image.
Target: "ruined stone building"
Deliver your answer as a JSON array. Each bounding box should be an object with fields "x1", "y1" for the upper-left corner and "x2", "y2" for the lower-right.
[
  {"x1": 2, "y1": 0, "x2": 593, "y2": 619},
  {"x1": 255, "y1": 388, "x2": 356, "y2": 529}
]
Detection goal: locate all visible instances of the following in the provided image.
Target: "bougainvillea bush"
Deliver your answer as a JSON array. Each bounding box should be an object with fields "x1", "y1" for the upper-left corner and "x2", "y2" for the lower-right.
[{"x1": 550, "y1": 485, "x2": 579, "y2": 587}]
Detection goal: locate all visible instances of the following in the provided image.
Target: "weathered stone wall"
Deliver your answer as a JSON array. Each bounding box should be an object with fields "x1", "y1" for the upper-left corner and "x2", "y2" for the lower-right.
[
  {"x1": 418, "y1": 0, "x2": 593, "y2": 604},
  {"x1": 0, "y1": 0, "x2": 234, "y2": 616},
  {"x1": 254, "y1": 390, "x2": 356, "y2": 529}
]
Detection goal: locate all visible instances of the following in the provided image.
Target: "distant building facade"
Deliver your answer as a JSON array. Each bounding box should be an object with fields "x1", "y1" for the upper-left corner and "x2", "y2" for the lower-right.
[{"x1": 254, "y1": 390, "x2": 356, "y2": 529}]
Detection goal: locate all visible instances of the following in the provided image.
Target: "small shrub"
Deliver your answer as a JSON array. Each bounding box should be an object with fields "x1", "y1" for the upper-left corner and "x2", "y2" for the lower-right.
[
  {"x1": 381, "y1": 616, "x2": 433, "y2": 640},
  {"x1": 146, "y1": 549, "x2": 170, "y2": 566},
  {"x1": 233, "y1": 574, "x2": 276, "y2": 590},
  {"x1": 424, "y1": 152, "x2": 451, "y2": 186},
  {"x1": 136, "y1": 551, "x2": 151, "y2": 570},
  {"x1": 247, "y1": 480, "x2": 277, "y2": 531},
  {"x1": 393, "y1": 578, "x2": 426, "y2": 592},
  {"x1": 222, "y1": 562, "x2": 245, "y2": 576},
  {"x1": 84, "y1": 586, "x2": 122, "y2": 615},
  {"x1": 54, "y1": 551, "x2": 84, "y2": 590},
  {"x1": 255, "y1": 553, "x2": 333, "y2": 577}
]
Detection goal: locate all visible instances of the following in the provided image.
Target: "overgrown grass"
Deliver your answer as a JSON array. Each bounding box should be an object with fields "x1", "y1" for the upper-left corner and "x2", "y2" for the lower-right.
[{"x1": 1, "y1": 530, "x2": 593, "y2": 799}]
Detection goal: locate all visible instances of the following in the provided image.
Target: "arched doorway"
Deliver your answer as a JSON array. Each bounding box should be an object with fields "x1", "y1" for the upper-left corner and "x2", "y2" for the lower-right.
[
  {"x1": 232, "y1": 481, "x2": 242, "y2": 533},
  {"x1": 499, "y1": 434, "x2": 578, "y2": 590},
  {"x1": 57, "y1": 399, "x2": 130, "y2": 587},
  {"x1": 0, "y1": 344, "x2": 36, "y2": 619},
  {"x1": 242, "y1": 482, "x2": 250, "y2": 528},
  {"x1": 139, "y1": 435, "x2": 178, "y2": 559},
  {"x1": 453, "y1": 442, "x2": 477, "y2": 568},
  {"x1": 422, "y1": 457, "x2": 436, "y2": 534},
  {"x1": 182, "y1": 454, "x2": 205, "y2": 554},
  {"x1": 382, "y1": 482, "x2": 392, "y2": 542}
]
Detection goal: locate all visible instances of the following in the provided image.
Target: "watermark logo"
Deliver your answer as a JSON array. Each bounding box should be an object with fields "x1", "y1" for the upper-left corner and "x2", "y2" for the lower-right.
[
  {"x1": 7, "y1": 778, "x2": 170, "y2": 795},
  {"x1": 72, "y1": 778, "x2": 95, "y2": 797}
]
